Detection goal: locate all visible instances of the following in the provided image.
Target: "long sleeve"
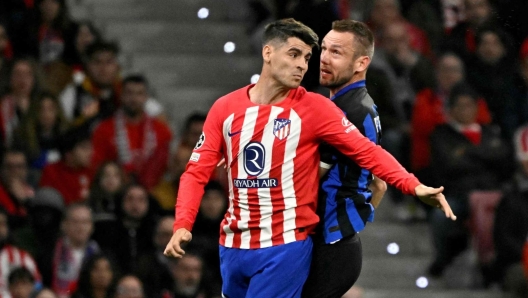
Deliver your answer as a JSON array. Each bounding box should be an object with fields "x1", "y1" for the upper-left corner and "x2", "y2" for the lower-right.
[
  {"x1": 312, "y1": 96, "x2": 420, "y2": 195},
  {"x1": 173, "y1": 101, "x2": 224, "y2": 232}
]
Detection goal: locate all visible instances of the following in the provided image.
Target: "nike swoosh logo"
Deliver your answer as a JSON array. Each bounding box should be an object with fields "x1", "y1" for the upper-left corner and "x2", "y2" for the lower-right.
[{"x1": 228, "y1": 130, "x2": 241, "y2": 137}]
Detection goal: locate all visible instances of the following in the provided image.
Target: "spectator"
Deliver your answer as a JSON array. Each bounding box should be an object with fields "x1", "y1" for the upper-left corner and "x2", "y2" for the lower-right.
[
  {"x1": 191, "y1": 181, "x2": 227, "y2": 289},
  {"x1": 166, "y1": 252, "x2": 211, "y2": 298},
  {"x1": 466, "y1": 27, "x2": 517, "y2": 138},
  {"x1": 0, "y1": 150, "x2": 35, "y2": 229},
  {"x1": 505, "y1": 38, "x2": 528, "y2": 140},
  {"x1": 114, "y1": 275, "x2": 143, "y2": 298},
  {"x1": 493, "y1": 125, "x2": 528, "y2": 297},
  {"x1": 0, "y1": 58, "x2": 42, "y2": 147},
  {"x1": 0, "y1": 208, "x2": 42, "y2": 297},
  {"x1": 13, "y1": 92, "x2": 69, "y2": 170},
  {"x1": 31, "y1": 288, "x2": 59, "y2": 298},
  {"x1": 88, "y1": 162, "x2": 126, "y2": 223},
  {"x1": 91, "y1": 75, "x2": 171, "y2": 190},
  {"x1": 8, "y1": 267, "x2": 36, "y2": 298},
  {"x1": 151, "y1": 146, "x2": 191, "y2": 212},
  {"x1": 177, "y1": 113, "x2": 206, "y2": 152},
  {"x1": 428, "y1": 83, "x2": 511, "y2": 277},
  {"x1": 92, "y1": 184, "x2": 159, "y2": 274},
  {"x1": 58, "y1": 41, "x2": 121, "y2": 126},
  {"x1": 48, "y1": 204, "x2": 99, "y2": 298},
  {"x1": 368, "y1": 0, "x2": 432, "y2": 58},
  {"x1": 62, "y1": 21, "x2": 100, "y2": 70},
  {"x1": 136, "y1": 216, "x2": 174, "y2": 298},
  {"x1": 410, "y1": 53, "x2": 491, "y2": 180},
  {"x1": 71, "y1": 254, "x2": 117, "y2": 298},
  {"x1": 39, "y1": 126, "x2": 93, "y2": 205},
  {"x1": 442, "y1": 0, "x2": 498, "y2": 61},
  {"x1": 0, "y1": 22, "x2": 13, "y2": 93},
  {"x1": 34, "y1": 0, "x2": 73, "y2": 65}
]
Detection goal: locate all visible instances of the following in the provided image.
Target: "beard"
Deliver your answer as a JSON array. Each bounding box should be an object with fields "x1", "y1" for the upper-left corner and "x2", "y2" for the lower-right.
[
  {"x1": 320, "y1": 75, "x2": 349, "y2": 90},
  {"x1": 122, "y1": 106, "x2": 142, "y2": 118}
]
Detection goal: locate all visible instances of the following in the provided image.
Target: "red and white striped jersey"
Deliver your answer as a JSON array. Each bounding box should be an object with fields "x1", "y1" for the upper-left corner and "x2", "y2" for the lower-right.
[
  {"x1": 174, "y1": 85, "x2": 420, "y2": 249},
  {"x1": 0, "y1": 245, "x2": 42, "y2": 298}
]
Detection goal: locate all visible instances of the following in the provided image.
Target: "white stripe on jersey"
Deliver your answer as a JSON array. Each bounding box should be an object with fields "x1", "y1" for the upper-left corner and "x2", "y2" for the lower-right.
[
  {"x1": 222, "y1": 113, "x2": 235, "y2": 247},
  {"x1": 258, "y1": 106, "x2": 284, "y2": 248},
  {"x1": 282, "y1": 110, "x2": 301, "y2": 243},
  {"x1": 237, "y1": 106, "x2": 260, "y2": 249}
]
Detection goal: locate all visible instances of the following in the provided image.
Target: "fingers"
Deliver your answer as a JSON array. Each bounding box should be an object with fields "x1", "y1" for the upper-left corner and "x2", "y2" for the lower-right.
[
  {"x1": 163, "y1": 242, "x2": 185, "y2": 258},
  {"x1": 436, "y1": 194, "x2": 457, "y2": 221}
]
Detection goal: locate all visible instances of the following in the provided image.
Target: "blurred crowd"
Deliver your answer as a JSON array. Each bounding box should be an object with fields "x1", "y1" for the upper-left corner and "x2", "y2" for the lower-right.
[{"x1": 0, "y1": 0, "x2": 527, "y2": 297}]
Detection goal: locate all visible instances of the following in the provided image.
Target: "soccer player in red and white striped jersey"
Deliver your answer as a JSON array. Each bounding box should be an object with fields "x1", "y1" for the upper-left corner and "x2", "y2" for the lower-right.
[{"x1": 165, "y1": 18, "x2": 455, "y2": 298}]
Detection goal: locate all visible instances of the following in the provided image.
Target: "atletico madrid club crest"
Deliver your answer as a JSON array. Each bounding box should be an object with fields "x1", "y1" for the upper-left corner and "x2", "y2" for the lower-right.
[{"x1": 273, "y1": 118, "x2": 291, "y2": 140}]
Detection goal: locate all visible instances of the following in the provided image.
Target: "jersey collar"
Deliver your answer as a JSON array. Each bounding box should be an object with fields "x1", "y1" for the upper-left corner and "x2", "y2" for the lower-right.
[{"x1": 330, "y1": 80, "x2": 366, "y2": 101}]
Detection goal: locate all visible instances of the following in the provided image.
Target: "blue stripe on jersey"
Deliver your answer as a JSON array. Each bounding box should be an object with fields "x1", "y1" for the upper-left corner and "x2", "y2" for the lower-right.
[
  {"x1": 321, "y1": 165, "x2": 344, "y2": 242},
  {"x1": 358, "y1": 113, "x2": 378, "y2": 190}
]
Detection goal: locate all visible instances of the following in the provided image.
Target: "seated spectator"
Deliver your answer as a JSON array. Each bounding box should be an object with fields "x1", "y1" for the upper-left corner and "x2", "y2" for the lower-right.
[
  {"x1": 39, "y1": 126, "x2": 93, "y2": 205},
  {"x1": 506, "y1": 38, "x2": 528, "y2": 140},
  {"x1": 368, "y1": 0, "x2": 432, "y2": 59},
  {"x1": 88, "y1": 162, "x2": 126, "y2": 223},
  {"x1": 91, "y1": 75, "x2": 171, "y2": 190},
  {"x1": 12, "y1": 188, "x2": 64, "y2": 279},
  {"x1": 176, "y1": 113, "x2": 205, "y2": 152},
  {"x1": 0, "y1": 58, "x2": 42, "y2": 147},
  {"x1": 58, "y1": 41, "x2": 121, "y2": 126},
  {"x1": 191, "y1": 181, "x2": 227, "y2": 289},
  {"x1": 493, "y1": 125, "x2": 528, "y2": 297},
  {"x1": 92, "y1": 184, "x2": 159, "y2": 274},
  {"x1": 48, "y1": 204, "x2": 99, "y2": 298},
  {"x1": 114, "y1": 275, "x2": 143, "y2": 298},
  {"x1": 411, "y1": 53, "x2": 491, "y2": 180},
  {"x1": 151, "y1": 146, "x2": 191, "y2": 212},
  {"x1": 31, "y1": 288, "x2": 59, "y2": 298},
  {"x1": 71, "y1": 254, "x2": 117, "y2": 298},
  {"x1": 441, "y1": 0, "x2": 498, "y2": 62},
  {"x1": 34, "y1": 0, "x2": 73, "y2": 65},
  {"x1": 8, "y1": 267, "x2": 36, "y2": 298},
  {"x1": 0, "y1": 208, "x2": 42, "y2": 297},
  {"x1": 166, "y1": 252, "x2": 212, "y2": 298},
  {"x1": 466, "y1": 26, "x2": 518, "y2": 138},
  {"x1": 61, "y1": 21, "x2": 100, "y2": 71},
  {"x1": 13, "y1": 92, "x2": 69, "y2": 170},
  {"x1": 136, "y1": 216, "x2": 174, "y2": 297},
  {"x1": 428, "y1": 83, "x2": 511, "y2": 277},
  {"x1": 0, "y1": 22, "x2": 13, "y2": 93},
  {"x1": 0, "y1": 150, "x2": 35, "y2": 229}
]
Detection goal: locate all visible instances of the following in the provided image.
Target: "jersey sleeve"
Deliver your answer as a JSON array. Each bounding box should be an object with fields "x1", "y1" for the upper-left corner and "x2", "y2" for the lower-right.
[
  {"x1": 173, "y1": 100, "x2": 225, "y2": 232},
  {"x1": 312, "y1": 96, "x2": 420, "y2": 195}
]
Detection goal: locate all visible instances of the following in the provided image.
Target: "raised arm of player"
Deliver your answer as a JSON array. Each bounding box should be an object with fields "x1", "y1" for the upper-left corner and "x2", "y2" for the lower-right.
[
  {"x1": 165, "y1": 100, "x2": 225, "y2": 258},
  {"x1": 311, "y1": 95, "x2": 456, "y2": 220}
]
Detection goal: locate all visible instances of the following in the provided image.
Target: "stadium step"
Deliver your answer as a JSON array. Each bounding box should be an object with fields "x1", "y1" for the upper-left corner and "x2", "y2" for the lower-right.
[{"x1": 130, "y1": 54, "x2": 261, "y2": 89}]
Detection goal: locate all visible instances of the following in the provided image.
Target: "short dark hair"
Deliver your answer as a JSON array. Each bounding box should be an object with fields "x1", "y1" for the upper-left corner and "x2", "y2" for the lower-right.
[
  {"x1": 8, "y1": 267, "x2": 35, "y2": 285},
  {"x1": 57, "y1": 125, "x2": 91, "y2": 156},
  {"x1": 263, "y1": 18, "x2": 319, "y2": 49},
  {"x1": 183, "y1": 112, "x2": 207, "y2": 132},
  {"x1": 84, "y1": 40, "x2": 120, "y2": 62},
  {"x1": 122, "y1": 74, "x2": 149, "y2": 89},
  {"x1": 331, "y1": 20, "x2": 375, "y2": 59},
  {"x1": 448, "y1": 83, "x2": 478, "y2": 108}
]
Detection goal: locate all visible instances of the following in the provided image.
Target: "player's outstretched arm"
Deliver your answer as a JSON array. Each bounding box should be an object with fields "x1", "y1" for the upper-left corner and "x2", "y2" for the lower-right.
[
  {"x1": 164, "y1": 228, "x2": 193, "y2": 258},
  {"x1": 414, "y1": 185, "x2": 456, "y2": 221},
  {"x1": 369, "y1": 175, "x2": 387, "y2": 208}
]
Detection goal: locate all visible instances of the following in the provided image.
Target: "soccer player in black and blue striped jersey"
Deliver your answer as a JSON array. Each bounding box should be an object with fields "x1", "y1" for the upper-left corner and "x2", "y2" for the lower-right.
[{"x1": 303, "y1": 19, "x2": 388, "y2": 298}]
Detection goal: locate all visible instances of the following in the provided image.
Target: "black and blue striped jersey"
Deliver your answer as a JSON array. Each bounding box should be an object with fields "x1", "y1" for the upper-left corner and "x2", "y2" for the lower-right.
[{"x1": 318, "y1": 80, "x2": 382, "y2": 244}]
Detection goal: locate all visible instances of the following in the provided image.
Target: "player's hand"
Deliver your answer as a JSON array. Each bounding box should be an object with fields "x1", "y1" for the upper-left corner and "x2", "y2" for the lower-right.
[
  {"x1": 414, "y1": 185, "x2": 456, "y2": 221},
  {"x1": 369, "y1": 176, "x2": 387, "y2": 208},
  {"x1": 164, "y1": 228, "x2": 192, "y2": 258}
]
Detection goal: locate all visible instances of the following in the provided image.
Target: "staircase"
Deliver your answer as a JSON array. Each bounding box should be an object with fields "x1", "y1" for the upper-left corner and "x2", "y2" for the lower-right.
[{"x1": 69, "y1": 1, "x2": 503, "y2": 297}]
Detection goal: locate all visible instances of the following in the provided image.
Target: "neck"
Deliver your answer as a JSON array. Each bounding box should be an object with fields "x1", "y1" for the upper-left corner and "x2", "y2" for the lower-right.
[
  {"x1": 92, "y1": 288, "x2": 107, "y2": 298},
  {"x1": 249, "y1": 76, "x2": 291, "y2": 105},
  {"x1": 329, "y1": 74, "x2": 366, "y2": 98},
  {"x1": 123, "y1": 109, "x2": 145, "y2": 124},
  {"x1": 66, "y1": 237, "x2": 86, "y2": 250},
  {"x1": 64, "y1": 157, "x2": 81, "y2": 169}
]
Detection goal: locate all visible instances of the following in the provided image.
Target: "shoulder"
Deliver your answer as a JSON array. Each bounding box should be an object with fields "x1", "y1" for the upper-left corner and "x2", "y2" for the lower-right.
[
  {"x1": 152, "y1": 118, "x2": 172, "y2": 138},
  {"x1": 92, "y1": 117, "x2": 114, "y2": 133}
]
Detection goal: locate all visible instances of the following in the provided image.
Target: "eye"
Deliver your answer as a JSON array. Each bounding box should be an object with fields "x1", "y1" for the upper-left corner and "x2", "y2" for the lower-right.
[
  {"x1": 332, "y1": 50, "x2": 340, "y2": 55},
  {"x1": 290, "y1": 53, "x2": 298, "y2": 58}
]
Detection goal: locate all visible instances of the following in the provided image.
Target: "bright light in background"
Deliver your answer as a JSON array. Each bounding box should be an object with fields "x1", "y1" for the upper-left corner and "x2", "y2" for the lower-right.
[
  {"x1": 197, "y1": 8, "x2": 209, "y2": 19},
  {"x1": 416, "y1": 277, "x2": 429, "y2": 289},
  {"x1": 224, "y1": 42, "x2": 236, "y2": 53},
  {"x1": 250, "y1": 74, "x2": 260, "y2": 84},
  {"x1": 386, "y1": 242, "x2": 400, "y2": 255}
]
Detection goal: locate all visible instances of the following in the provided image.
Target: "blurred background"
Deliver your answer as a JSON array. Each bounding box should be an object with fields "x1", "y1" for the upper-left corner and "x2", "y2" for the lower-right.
[{"x1": 0, "y1": 0, "x2": 528, "y2": 297}]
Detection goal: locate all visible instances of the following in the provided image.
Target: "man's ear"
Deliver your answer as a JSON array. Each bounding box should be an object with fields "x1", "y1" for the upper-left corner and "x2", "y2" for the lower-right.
[
  {"x1": 355, "y1": 56, "x2": 371, "y2": 73},
  {"x1": 263, "y1": 44, "x2": 272, "y2": 64}
]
